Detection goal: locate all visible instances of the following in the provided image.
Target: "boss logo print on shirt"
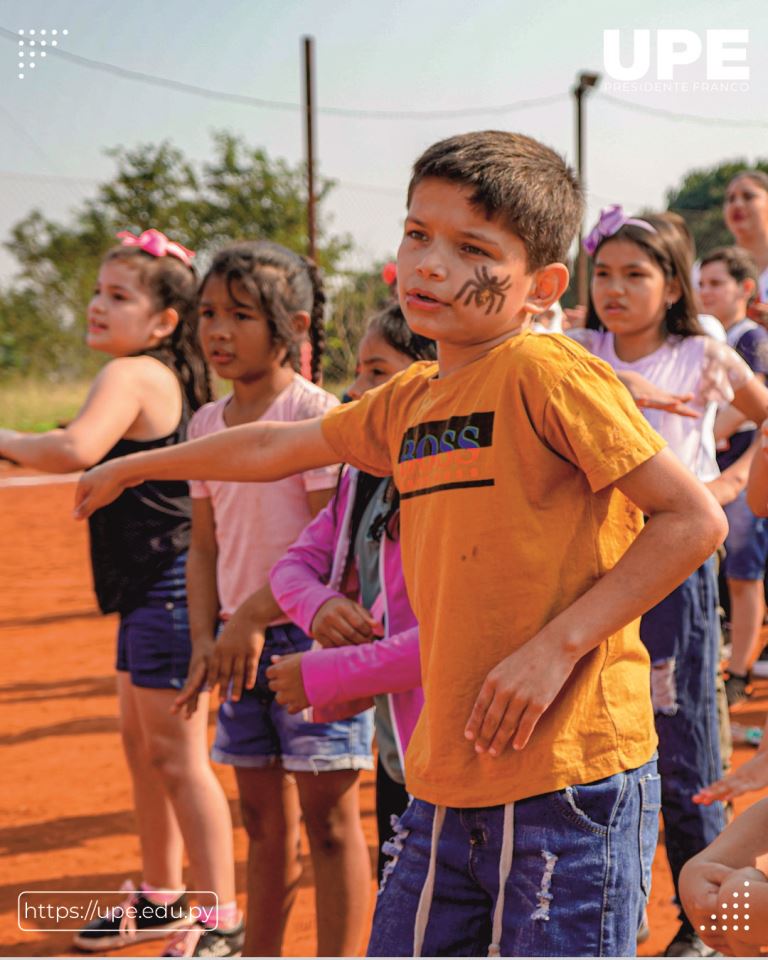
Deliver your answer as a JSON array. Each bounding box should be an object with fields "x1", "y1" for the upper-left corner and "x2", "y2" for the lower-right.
[{"x1": 396, "y1": 412, "x2": 495, "y2": 500}]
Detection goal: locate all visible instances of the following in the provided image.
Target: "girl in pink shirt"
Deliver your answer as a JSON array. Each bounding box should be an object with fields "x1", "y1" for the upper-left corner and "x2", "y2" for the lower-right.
[{"x1": 173, "y1": 241, "x2": 372, "y2": 958}]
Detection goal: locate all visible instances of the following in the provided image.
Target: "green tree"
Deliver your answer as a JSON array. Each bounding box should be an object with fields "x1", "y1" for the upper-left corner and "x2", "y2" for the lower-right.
[
  {"x1": 666, "y1": 158, "x2": 768, "y2": 255},
  {"x1": 1, "y1": 132, "x2": 351, "y2": 379}
]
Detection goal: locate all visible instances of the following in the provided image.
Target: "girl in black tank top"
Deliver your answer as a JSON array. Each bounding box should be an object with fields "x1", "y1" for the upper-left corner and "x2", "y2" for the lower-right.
[{"x1": 0, "y1": 232, "x2": 244, "y2": 954}]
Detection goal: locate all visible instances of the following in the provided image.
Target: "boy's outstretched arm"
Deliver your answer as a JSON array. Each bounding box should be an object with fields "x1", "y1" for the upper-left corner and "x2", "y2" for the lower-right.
[
  {"x1": 465, "y1": 448, "x2": 727, "y2": 757},
  {"x1": 74, "y1": 417, "x2": 334, "y2": 518}
]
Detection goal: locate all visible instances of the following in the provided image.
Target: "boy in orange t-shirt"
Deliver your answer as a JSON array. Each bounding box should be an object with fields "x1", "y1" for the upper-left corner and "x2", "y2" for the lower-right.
[{"x1": 75, "y1": 131, "x2": 727, "y2": 956}]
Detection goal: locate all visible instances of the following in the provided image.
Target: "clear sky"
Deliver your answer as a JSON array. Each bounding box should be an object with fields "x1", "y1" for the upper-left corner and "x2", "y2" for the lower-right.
[{"x1": 0, "y1": 0, "x2": 765, "y2": 281}]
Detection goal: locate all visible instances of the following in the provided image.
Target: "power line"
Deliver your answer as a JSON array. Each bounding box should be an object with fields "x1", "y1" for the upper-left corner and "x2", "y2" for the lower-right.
[
  {"x1": 596, "y1": 91, "x2": 768, "y2": 129},
  {"x1": 0, "y1": 25, "x2": 566, "y2": 120}
]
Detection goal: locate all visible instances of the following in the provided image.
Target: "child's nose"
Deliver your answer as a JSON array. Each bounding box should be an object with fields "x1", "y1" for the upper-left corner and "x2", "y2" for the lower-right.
[{"x1": 347, "y1": 373, "x2": 367, "y2": 400}]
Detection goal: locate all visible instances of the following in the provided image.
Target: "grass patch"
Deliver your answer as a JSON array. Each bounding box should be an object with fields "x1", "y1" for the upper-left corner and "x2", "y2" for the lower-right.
[
  {"x1": 0, "y1": 373, "x2": 352, "y2": 433},
  {"x1": 0, "y1": 378, "x2": 92, "y2": 431}
]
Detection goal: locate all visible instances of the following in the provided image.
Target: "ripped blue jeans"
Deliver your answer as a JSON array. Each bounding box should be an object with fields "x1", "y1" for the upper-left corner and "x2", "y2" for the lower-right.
[
  {"x1": 640, "y1": 556, "x2": 726, "y2": 933},
  {"x1": 368, "y1": 758, "x2": 660, "y2": 957}
]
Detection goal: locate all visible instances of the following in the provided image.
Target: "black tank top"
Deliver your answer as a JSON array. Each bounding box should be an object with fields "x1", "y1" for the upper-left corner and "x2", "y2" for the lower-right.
[{"x1": 88, "y1": 356, "x2": 193, "y2": 614}]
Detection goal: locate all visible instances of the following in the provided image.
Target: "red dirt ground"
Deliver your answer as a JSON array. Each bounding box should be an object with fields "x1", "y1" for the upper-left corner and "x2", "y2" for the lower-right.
[{"x1": 1, "y1": 462, "x2": 767, "y2": 957}]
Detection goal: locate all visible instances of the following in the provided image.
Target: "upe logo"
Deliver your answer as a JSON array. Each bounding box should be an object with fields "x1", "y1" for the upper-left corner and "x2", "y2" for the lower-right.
[{"x1": 603, "y1": 29, "x2": 749, "y2": 82}]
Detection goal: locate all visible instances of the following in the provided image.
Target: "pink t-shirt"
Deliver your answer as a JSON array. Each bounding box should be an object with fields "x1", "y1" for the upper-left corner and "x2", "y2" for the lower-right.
[{"x1": 189, "y1": 375, "x2": 340, "y2": 617}]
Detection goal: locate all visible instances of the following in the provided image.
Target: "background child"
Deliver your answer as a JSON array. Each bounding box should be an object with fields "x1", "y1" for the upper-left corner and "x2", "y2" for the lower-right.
[
  {"x1": 699, "y1": 246, "x2": 768, "y2": 706},
  {"x1": 574, "y1": 208, "x2": 768, "y2": 956},
  {"x1": 0, "y1": 229, "x2": 240, "y2": 955},
  {"x1": 724, "y1": 171, "x2": 768, "y2": 327},
  {"x1": 265, "y1": 303, "x2": 434, "y2": 880},
  {"x1": 170, "y1": 240, "x2": 373, "y2": 958}
]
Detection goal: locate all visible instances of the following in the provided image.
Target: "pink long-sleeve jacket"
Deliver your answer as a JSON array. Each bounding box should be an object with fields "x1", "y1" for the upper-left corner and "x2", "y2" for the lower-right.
[{"x1": 269, "y1": 469, "x2": 424, "y2": 766}]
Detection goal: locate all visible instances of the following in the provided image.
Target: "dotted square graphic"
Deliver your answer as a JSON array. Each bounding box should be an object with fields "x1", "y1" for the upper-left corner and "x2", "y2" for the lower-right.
[
  {"x1": 700, "y1": 880, "x2": 752, "y2": 936},
  {"x1": 16, "y1": 28, "x2": 68, "y2": 79}
]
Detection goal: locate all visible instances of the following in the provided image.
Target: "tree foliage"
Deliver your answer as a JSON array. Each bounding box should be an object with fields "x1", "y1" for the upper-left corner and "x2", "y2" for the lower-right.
[
  {"x1": 0, "y1": 132, "x2": 350, "y2": 379},
  {"x1": 666, "y1": 158, "x2": 768, "y2": 255}
]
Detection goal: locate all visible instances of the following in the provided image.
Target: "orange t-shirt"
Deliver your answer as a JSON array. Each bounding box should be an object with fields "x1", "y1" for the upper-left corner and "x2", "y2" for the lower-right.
[{"x1": 321, "y1": 332, "x2": 665, "y2": 807}]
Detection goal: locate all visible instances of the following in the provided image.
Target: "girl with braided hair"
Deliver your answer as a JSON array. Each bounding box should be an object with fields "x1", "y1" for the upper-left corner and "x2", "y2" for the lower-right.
[{"x1": 161, "y1": 240, "x2": 373, "y2": 957}]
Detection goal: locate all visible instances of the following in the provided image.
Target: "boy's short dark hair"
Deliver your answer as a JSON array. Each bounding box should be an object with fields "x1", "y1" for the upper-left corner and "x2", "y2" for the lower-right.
[
  {"x1": 407, "y1": 131, "x2": 583, "y2": 270},
  {"x1": 700, "y1": 245, "x2": 759, "y2": 293}
]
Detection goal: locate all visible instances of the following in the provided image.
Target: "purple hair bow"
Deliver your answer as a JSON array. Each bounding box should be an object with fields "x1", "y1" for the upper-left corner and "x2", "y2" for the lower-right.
[
  {"x1": 583, "y1": 205, "x2": 657, "y2": 256},
  {"x1": 116, "y1": 228, "x2": 195, "y2": 267}
]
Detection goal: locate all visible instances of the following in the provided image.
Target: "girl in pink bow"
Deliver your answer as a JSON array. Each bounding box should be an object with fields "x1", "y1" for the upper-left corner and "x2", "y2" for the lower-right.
[{"x1": 0, "y1": 230, "x2": 242, "y2": 956}]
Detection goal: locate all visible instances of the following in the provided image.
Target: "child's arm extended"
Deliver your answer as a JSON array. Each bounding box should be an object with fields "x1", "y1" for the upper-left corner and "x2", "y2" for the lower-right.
[
  {"x1": 266, "y1": 626, "x2": 421, "y2": 714},
  {"x1": 747, "y1": 420, "x2": 768, "y2": 516},
  {"x1": 694, "y1": 717, "x2": 768, "y2": 804},
  {"x1": 0, "y1": 358, "x2": 158, "y2": 472},
  {"x1": 74, "y1": 417, "x2": 337, "y2": 517},
  {"x1": 706, "y1": 435, "x2": 759, "y2": 506},
  {"x1": 464, "y1": 447, "x2": 727, "y2": 757},
  {"x1": 173, "y1": 498, "x2": 221, "y2": 719}
]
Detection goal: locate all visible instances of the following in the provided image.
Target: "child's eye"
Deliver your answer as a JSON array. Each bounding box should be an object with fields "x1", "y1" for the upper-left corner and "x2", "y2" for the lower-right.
[
  {"x1": 406, "y1": 229, "x2": 428, "y2": 241},
  {"x1": 461, "y1": 244, "x2": 487, "y2": 256},
  {"x1": 234, "y1": 311, "x2": 254, "y2": 322}
]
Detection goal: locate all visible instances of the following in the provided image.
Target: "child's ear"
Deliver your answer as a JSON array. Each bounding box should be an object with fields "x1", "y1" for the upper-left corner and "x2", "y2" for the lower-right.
[
  {"x1": 666, "y1": 276, "x2": 683, "y2": 307},
  {"x1": 743, "y1": 277, "x2": 757, "y2": 301},
  {"x1": 522, "y1": 263, "x2": 569, "y2": 315},
  {"x1": 291, "y1": 310, "x2": 311, "y2": 338},
  {"x1": 152, "y1": 307, "x2": 180, "y2": 341}
]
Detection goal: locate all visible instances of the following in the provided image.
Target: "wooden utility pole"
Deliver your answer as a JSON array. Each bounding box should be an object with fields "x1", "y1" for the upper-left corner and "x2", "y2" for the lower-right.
[
  {"x1": 303, "y1": 36, "x2": 316, "y2": 262},
  {"x1": 573, "y1": 72, "x2": 600, "y2": 306}
]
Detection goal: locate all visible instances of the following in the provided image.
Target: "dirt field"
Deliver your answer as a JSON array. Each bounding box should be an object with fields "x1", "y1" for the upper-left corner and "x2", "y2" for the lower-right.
[{"x1": 2, "y1": 463, "x2": 767, "y2": 957}]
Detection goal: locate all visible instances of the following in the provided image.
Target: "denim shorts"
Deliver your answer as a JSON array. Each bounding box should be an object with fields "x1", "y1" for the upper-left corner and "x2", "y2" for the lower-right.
[
  {"x1": 211, "y1": 622, "x2": 374, "y2": 773},
  {"x1": 367, "y1": 758, "x2": 660, "y2": 957},
  {"x1": 722, "y1": 489, "x2": 768, "y2": 580},
  {"x1": 116, "y1": 553, "x2": 191, "y2": 690}
]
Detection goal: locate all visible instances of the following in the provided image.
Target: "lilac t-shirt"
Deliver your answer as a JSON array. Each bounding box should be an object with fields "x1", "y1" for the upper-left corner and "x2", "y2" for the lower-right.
[
  {"x1": 189, "y1": 375, "x2": 339, "y2": 617},
  {"x1": 569, "y1": 330, "x2": 752, "y2": 481}
]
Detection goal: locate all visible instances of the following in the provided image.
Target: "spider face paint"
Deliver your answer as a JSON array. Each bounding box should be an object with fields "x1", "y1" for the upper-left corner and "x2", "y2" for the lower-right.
[{"x1": 454, "y1": 266, "x2": 512, "y2": 315}]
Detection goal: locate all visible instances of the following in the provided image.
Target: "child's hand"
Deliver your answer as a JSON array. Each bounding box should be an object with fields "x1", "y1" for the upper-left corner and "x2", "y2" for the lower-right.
[
  {"x1": 74, "y1": 461, "x2": 139, "y2": 519},
  {"x1": 266, "y1": 653, "x2": 309, "y2": 713},
  {"x1": 694, "y1": 742, "x2": 768, "y2": 805},
  {"x1": 464, "y1": 633, "x2": 578, "y2": 756},
  {"x1": 562, "y1": 305, "x2": 587, "y2": 330},
  {"x1": 206, "y1": 612, "x2": 267, "y2": 703},
  {"x1": 716, "y1": 866, "x2": 768, "y2": 955},
  {"x1": 172, "y1": 641, "x2": 215, "y2": 719},
  {"x1": 618, "y1": 370, "x2": 700, "y2": 418},
  {"x1": 679, "y1": 859, "x2": 734, "y2": 953},
  {"x1": 310, "y1": 597, "x2": 382, "y2": 648}
]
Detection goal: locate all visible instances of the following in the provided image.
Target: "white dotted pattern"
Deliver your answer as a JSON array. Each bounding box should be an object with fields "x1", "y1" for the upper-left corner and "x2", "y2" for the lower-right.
[
  {"x1": 15, "y1": 28, "x2": 67, "y2": 78},
  {"x1": 699, "y1": 880, "x2": 754, "y2": 934}
]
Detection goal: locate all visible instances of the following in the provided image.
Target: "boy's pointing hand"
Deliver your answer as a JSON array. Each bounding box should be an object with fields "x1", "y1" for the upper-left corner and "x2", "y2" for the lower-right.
[{"x1": 464, "y1": 634, "x2": 578, "y2": 756}]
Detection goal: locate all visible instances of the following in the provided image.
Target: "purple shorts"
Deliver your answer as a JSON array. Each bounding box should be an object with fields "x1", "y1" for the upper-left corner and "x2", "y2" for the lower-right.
[
  {"x1": 116, "y1": 554, "x2": 191, "y2": 690},
  {"x1": 211, "y1": 622, "x2": 374, "y2": 773}
]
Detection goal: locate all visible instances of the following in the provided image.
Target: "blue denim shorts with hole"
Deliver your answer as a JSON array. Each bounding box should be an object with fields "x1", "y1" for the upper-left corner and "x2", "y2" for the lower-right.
[
  {"x1": 368, "y1": 757, "x2": 660, "y2": 957},
  {"x1": 115, "y1": 552, "x2": 191, "y2": 690},
  {"x1": 211, "y1": 622, "x2": 374, "y2": 773}
]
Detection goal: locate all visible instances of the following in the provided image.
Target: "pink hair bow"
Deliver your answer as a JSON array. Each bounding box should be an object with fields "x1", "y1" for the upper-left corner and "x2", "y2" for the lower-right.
[
  {"x1": 583, "y1": 205, "x2": 657, "y2": 256},
  {"x1": 116, "y1": 228, "x2": 195, "y2": 267}
]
